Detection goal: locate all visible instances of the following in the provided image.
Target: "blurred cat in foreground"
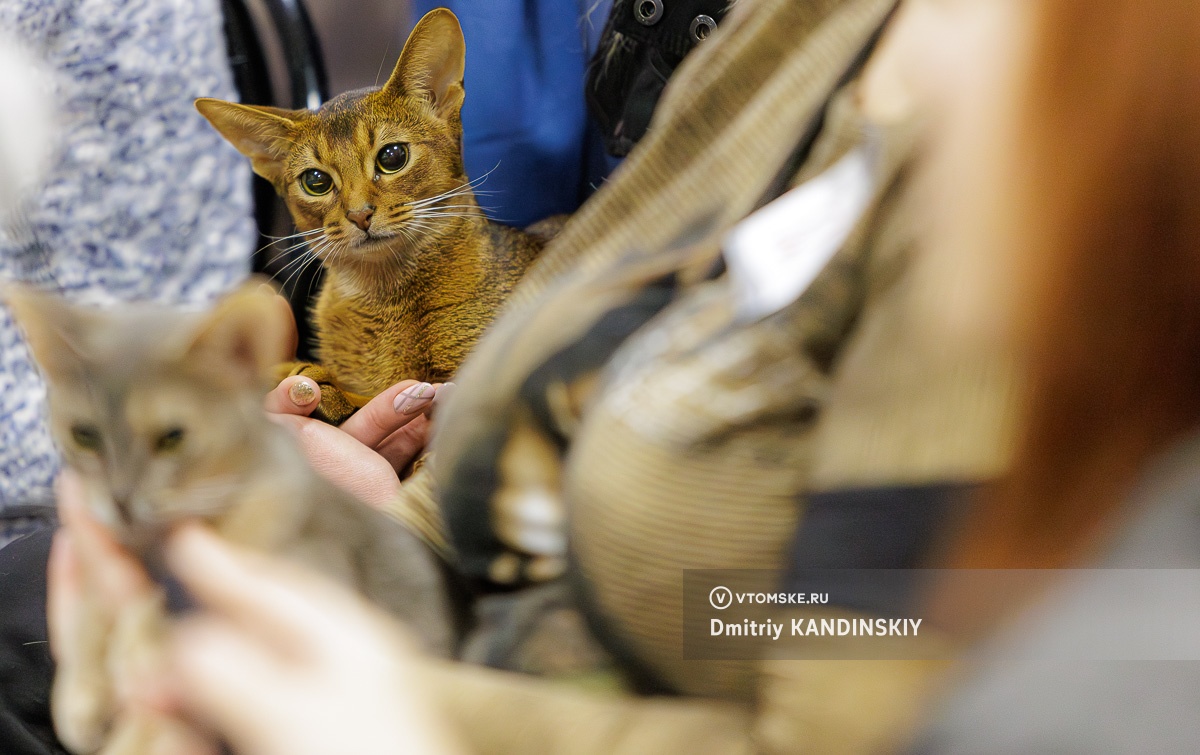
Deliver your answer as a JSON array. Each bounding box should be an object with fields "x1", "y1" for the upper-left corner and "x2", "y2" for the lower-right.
[{"x1": 7, "y1": 282, "x2": 453, "y2": 754}]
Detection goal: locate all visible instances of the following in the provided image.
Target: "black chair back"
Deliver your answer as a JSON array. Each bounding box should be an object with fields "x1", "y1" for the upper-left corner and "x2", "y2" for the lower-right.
[{"x1": 222, "y1": 0, "x2": 328, "y2": 359}]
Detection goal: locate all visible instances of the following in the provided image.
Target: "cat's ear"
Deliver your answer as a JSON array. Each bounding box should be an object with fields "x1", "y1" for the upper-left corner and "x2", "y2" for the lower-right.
[
  {"x1": 184, "y1": 279, "x2": 293, "y2": 388},
  {"x1": 3, "y1": 285, "x2": 92, "y2": 380},
  {"x1": 383, "y1": 9, "x2": 466, "y2": 121},
  {"x1": 195, "y1": 99, "x2": 305, "y2": 184}
]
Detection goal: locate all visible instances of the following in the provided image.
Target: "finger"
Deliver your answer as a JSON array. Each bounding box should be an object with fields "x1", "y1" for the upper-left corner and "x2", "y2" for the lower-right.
[
  {"x1": 376, "y1": 417, "x2": 430, "y2": 472},
  {"x1": 142, "y1": 712, "x2": 221, "y2": 755},
  {"x1": 169, "y1": 619, "x2": 298, "y2": 755},
  {"x1": 262, "y1": 286, "x2": 299, "y2": 360},
  {"x1": 167, "y1": 525, "x2": 357, "y2": 652},
  {"x1": 46, "y1": 530, "x2": 80, "y2": 662},
  {"x1": 429, "y1": 381, "x2": 456, "y2": 419},
  {"x1": 262, "y1": 376, "x2": 321, "y2": 417},
  {"x1": 338, "y1": 379, "x2": 430, "y2": 448},
  {"x1": 396, "y1": 381, "x2": 438, "y2": 416},
  {"x1": 54, "y1": 468, "x2": 91, "y2": 530},
  {"x1": 56, "y1": 471, "x2": 150, "y2": 600}
]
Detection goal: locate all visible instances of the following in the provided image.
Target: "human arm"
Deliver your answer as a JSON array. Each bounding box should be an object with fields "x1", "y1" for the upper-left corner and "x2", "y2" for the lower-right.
[{"x1": 159, "y1": 525, "x2": 945, "y2": 755}]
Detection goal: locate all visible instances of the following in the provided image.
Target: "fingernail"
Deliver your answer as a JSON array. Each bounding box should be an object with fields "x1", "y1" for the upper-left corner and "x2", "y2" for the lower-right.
[
  {"x1": 432, "y1": 382, "x2": 456, "y2": 408},
  {"x1": 289, "y1": 379, "x2": 317, "y2": 406},
  {"x1": 394, "y1": 382, "x2": 433, "y2": 414},
  {"x1": 256, "y1": 283, "x2": 277, "y2": 297}
]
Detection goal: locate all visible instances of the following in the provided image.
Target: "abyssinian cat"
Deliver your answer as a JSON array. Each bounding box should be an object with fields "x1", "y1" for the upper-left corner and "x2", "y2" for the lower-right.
[
  {"x1": 7, "y1": 282, "x2": 453, "y2": 754},
  {"x1": 196, "y1": 9, "x2": 558, "y2": 424}
]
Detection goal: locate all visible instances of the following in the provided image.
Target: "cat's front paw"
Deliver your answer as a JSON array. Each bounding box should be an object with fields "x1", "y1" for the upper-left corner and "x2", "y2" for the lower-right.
[{"x1": 276, "y1": 362, "x2": 365, "y2": 425}]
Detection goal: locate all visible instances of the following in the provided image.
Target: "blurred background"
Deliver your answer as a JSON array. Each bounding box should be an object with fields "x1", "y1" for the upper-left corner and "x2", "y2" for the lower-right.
[{"x1": 308, "y1": 0, "x2": 411, "y2": 93}]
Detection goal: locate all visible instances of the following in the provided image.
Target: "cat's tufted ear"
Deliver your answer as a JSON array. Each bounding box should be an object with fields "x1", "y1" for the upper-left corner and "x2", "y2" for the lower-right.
[
  {"x1": 383, "y1": 9, "x2": 466, "y2": 121},
  {"x1": 195, "y1": 99, "x2": 304, "y2": 185},
  {"x1": 3, "y1": 285, "x2": 93, "y2": 381},
  {"x1": 184, "y1": 278, "x2": 294, "y2": 388}
]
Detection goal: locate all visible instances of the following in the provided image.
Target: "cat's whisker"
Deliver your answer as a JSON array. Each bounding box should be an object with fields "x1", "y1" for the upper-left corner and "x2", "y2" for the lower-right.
[
  {"x1": 305, "y1": 251, "x2": 327, "y2": 301},
  {"x1": 401, "y1": 220, "x2": 441, "y2": 239},
  {"x1": 412, "y1": 212, "x2": 490, "y2": 222},
  {"x1": 269, "y1": 238, "x2": 327, "y2": 283},
  {"x1": 293, "y1": 257, "x2": 326, "y2": 302},
  {"x1": 405, "y1": 190, "x2": 474, "y2": 210},
  {"x1": 273, "y1": 236, "x2": 326, "y2": 262},
  {"x1": 407, "y1": 220, "x2": 441, "y2": 238},
  {"x1": 270, "y1": 254, "x2": 313, "y2": 285},
  {"x1": 404, "y1": 166, "x2": 498, "y2": 211},
  {"x1": 261, "y1": 228, "x2": 324, "y2": 242},
  {"x1": 409, "y1": 214, "x2": 486, "y2": 227},
  {"x1": 281, "y1": 240, "x2": 332, "y2": 292},
  {"x1": 412, "y1": 189, "x2": 498, "y2": 212},
  {"x1": 403, "y1": 216, "x2": 438, "y2": 229},
  {"x1": 295, "y1": 238, "x2": 333, "y2": 268},
  {"x1": 250, "y1": 228, "x2": 326, "y2": 260},
  {"x1": 390, "y1": 228, "x2": 420, "y2": 253},
  {"x1": 465, "y1": 163, "x2": 500, "y2": 186},
  {"x1": 257, "y1": 235, "x2": 323, "y2": 257}
]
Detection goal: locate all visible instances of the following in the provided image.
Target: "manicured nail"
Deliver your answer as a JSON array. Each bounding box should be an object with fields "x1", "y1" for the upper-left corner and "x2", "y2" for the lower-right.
[
  {"x1": 289, "y1": 379, "x2": 317, "y2": 406},
  {"x1": 432, "y1": 382, "x2": 456, "y2": 409},
  {"x1": 394, "y1": 382, "x2": 433, "y2": 414}
]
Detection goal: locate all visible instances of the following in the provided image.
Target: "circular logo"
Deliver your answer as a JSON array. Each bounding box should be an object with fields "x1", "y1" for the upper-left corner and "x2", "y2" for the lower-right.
[{"x1": 709, "y1": 586, "x2": 733, "y2": 610}]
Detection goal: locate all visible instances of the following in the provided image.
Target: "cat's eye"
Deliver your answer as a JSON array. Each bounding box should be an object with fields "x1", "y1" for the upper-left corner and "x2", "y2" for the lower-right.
[
  {"x1": 300, "y1": 169, "x2": 334, "y2": 196},
  {"x1": 70, "y1": 424, "x2": 102, "y2": 451},
  {"x1": 156, "y1": 427, "x2": 186, "y2": 453},
  {"x1": 375, "y1": 143, "x2": 409, "y2": 174}
]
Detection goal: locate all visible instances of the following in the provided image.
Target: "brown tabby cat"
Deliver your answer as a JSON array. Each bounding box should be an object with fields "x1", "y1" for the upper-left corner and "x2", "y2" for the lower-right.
[
  {"x1": 196, "y1": 9, "x2": 557, "y2": 424},
  {"x1": 7, "y1": 282, "x2": 453, "y2": 755}
]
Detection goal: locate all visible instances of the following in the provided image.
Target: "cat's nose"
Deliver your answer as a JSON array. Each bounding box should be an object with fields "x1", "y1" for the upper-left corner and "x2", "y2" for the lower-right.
[{"x1": 347, "y1": 207, "x2": 374, "y2": 231}]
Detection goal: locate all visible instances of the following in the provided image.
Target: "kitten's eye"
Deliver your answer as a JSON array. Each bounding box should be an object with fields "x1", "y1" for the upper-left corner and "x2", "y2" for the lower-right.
[
  {"x1": 156, "y1": 427, "x2": 185, "y2": 452},
  {"x1": 70, "y1": 424, "x2": 102, "y2": 451},
  {"x1": 300, "y1": 169, "x2": 334, "y2": 196},
  {"x1": 375, "y1": 143, "x2": 409, "y2": 174}
]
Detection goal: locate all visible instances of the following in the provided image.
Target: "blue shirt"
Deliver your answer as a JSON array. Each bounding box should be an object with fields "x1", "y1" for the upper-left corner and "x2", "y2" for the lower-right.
[{"x1": 411, "y1": 1, "x2": 618, "y2": 227}]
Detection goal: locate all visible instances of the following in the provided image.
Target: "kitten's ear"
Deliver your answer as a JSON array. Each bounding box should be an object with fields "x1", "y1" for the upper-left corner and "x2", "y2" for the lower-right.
[
  {"x1": 184, "y1": 279, "x2": 293, "y2": 388},
  {"x1": 3, "y1": 285, "x2": 91, "y2": 380},
  {"x1": 383, "y1": 9, "x2": 466, "y2": 121},
  {"x1": 195, "y1": 99, "x2": 304, "y2": 184}
]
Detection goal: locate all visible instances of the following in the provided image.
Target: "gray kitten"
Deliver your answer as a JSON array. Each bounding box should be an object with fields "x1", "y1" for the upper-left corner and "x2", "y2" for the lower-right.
[{"x1": 7, "y1": 281, "x2": 453, "y2": 754}]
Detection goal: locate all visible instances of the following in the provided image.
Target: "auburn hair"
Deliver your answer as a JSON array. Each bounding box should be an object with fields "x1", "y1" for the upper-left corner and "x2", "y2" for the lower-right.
[{"x1": 946, "y1": 0, "x2": 1200, "y2": 569}]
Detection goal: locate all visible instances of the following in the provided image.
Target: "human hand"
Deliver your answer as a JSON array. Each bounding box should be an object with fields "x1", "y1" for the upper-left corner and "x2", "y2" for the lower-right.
[
  {"x1": 262, "y1": 376, "x2": 452, "y2": 507},
  {"x1": 158, "y1": 524, "x2": 464, "y2": 755},
  {"x1": 48, "y1": 473, "x2": 151, "y2": 666},
  {"x1": 49, "y1": 472, "x2": 214, "y2": 755}
]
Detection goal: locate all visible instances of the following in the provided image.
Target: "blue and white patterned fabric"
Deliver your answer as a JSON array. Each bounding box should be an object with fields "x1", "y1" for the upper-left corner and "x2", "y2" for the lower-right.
[{"x1": 0, "y1": 0, "x2": 255, "y2": 511}]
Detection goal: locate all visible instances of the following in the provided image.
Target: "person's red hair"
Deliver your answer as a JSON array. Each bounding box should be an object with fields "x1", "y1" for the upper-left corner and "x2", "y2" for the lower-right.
[{"x1": 945, "y1": 0, "x2": 1200, "y2": 570}]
